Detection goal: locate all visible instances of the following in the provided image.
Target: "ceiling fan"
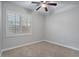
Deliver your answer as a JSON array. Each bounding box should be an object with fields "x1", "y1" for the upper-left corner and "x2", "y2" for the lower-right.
[{"x1": 32, "y1": 1, "x2": 57, "y2": 12}]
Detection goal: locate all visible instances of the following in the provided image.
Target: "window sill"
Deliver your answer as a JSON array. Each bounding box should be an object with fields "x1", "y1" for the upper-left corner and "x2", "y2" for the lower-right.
[{"x1": 6, "y1": 33, "x2": 32, "y2": 38}]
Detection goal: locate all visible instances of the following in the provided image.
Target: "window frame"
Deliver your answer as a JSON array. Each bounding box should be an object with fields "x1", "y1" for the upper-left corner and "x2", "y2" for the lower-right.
[{"x1": 6, "y1": 10, "x2": 32, "y2": 38}]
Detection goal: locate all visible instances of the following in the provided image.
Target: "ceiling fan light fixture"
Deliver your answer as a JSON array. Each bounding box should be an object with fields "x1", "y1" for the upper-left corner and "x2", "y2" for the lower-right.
[{"x1": 42, "y1": 4, "x2": 46, "y2": 8}]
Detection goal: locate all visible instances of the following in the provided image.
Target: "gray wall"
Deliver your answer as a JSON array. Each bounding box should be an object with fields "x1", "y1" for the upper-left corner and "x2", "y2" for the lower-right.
[
  {"x1": 2, "y1": 2, "x2": 44, "y2": 49},
  {"x1": 45, "y1": 5, "x2": 79, "y2": 49},
  {"x1": 0, "y1": 1, "x2": 2, "y2": 54}
]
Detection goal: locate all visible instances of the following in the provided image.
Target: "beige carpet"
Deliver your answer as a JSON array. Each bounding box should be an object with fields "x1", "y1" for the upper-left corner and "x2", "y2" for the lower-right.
[{"x1": 2, "y1": 41, "x2": 79, "y2": 57}]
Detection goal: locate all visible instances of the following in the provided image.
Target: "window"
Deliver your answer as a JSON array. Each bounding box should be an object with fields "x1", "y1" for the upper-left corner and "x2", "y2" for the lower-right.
[{"x1": 6, "y1": 10, "x2": 32, "y2": 37}]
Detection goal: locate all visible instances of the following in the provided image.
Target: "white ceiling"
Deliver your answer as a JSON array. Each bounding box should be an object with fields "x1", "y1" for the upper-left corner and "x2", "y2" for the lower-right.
[{"x1": 8, "y1": 1, "x2": 79, "y2": 15}]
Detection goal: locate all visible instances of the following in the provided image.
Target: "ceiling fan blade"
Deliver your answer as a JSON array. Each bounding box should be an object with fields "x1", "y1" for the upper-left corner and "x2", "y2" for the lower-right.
[
  {"x1": 40, "y1": 1, "x2": 43, "y2": 2},
  {"x1": 36, "y1": 6, "x2": 41, "y2": 10},
  {"x1": 44, "y1": 7, "x2": 48, "y2": 12},
  {"x1": 32, "y1": 2, "x2": 40, "y2": 4},
  {"x1": 47, "y1": 3, "x2": 57, "y2": 6}
]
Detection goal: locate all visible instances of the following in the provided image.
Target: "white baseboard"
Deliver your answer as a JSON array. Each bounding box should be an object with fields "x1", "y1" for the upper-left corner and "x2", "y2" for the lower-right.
[
  {"x1": 1, "y1": 40, "x2": 44, "y2": 55},
  {"x1": 45, "y1": 40, "x2": 79, "y2": 51}
]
